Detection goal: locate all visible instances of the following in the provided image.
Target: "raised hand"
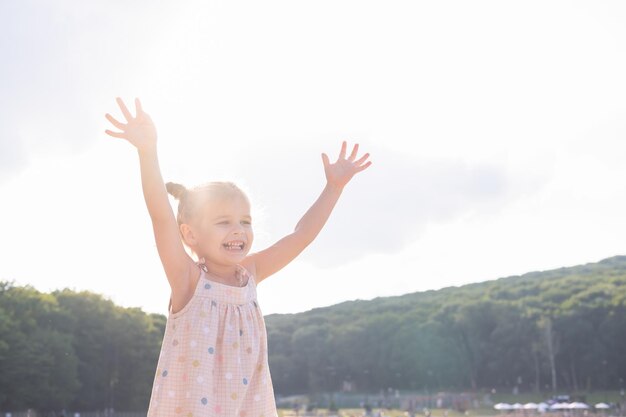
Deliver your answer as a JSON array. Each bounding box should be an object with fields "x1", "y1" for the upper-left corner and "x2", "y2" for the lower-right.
[
  {"x1": 105, "y1": 97, "x2": 157, "y2": 152},
  {"x1": 321, "y1": 141, "x2": 372, "y2": 189}
]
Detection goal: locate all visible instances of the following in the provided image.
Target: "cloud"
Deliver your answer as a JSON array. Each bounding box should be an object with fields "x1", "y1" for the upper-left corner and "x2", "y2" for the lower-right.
[
  {"x1": 0, "y1": 0, "x2": 181, "y2": 184},
  {"x1": 0, "y1": 124, "x2": 27, "y2": 182},
  {"x1": 0, "y1": 1, "x2": 99, "y2": 181},
  {"x1": 236, "y1": 139, "x2": 550, "y2": 268}
]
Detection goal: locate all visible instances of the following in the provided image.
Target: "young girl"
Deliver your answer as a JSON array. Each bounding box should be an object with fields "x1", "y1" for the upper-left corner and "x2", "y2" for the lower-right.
[{"x1": 104, "y1": 97, "x2": 371, "y2": 417}]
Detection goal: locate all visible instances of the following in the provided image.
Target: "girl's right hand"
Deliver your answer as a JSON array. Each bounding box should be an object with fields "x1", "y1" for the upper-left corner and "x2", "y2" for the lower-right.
[{"x1": 105, "y1": 97, "x2": 157, "y2": 152}]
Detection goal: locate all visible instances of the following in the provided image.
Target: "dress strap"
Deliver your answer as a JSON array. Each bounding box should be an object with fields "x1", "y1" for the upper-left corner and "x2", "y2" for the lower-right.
[{"x1": 236, "y1": 264, "x2": 254, "y2": 288}]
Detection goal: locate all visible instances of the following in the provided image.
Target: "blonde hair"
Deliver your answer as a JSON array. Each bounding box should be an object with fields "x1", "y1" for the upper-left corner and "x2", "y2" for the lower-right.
[{"x1": 165, "y1": 181, "x2": 250, "y2": 227}]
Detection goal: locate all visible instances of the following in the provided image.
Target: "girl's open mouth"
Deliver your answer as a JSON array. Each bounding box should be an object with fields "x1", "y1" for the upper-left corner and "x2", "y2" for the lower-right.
[{"x1": 223, "y1": 241, "x2": 245, "y2": 251}]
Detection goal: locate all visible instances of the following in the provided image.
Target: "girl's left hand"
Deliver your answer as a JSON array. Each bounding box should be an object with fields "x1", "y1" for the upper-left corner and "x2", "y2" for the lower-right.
[
  {"x1": 105, "y1": 97, "x2": 157, "y2": 153},
  {"x1": 322, "y1": 141, "x2": 372, "y2": 189}
]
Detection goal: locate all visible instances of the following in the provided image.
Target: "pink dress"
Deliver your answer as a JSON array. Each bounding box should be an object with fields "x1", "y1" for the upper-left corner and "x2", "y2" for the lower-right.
[{"x1": 147, "y1": 265, "x2": 278, "y2": 417}]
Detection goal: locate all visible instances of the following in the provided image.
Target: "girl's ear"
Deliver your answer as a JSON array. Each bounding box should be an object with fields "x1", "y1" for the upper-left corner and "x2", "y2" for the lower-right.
[{"x1": 180, "y1": 223, "x2": 198, "y2": 246}]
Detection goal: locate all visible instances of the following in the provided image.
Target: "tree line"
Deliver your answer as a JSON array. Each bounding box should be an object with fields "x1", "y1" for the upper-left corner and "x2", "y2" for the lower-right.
[
  {"x1": 0, "y1": 283, "x2": 165, "y2": 411},
  {"x1": 1, "y1": 256, "x2": 626, "y2": 412},
  {"x1": 265, "y1": 256, "x2": 626, "y2": 395}
]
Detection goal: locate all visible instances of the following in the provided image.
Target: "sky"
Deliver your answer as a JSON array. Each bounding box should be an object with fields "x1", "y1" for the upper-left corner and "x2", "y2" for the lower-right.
[{"x1": 1, "y1": 0, "x2": 626, "y2": 316}]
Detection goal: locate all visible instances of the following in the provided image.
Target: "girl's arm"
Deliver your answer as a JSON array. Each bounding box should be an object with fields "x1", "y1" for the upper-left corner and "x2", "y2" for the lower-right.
[
  {"x1": 245, "y1": 141, "x2": 371, "y2": 282},
  {"x1": 105, "y1": 98, "x2": 196, "y2": 293}
]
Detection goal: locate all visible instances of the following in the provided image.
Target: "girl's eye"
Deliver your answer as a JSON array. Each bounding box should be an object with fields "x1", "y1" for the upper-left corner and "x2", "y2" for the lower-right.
[
  {"x1": 242, "y1": 221, "x2": 252, "y2": 225},
  {"x1": 217, "y1": 221, "x2": 229, "y2": 225}
]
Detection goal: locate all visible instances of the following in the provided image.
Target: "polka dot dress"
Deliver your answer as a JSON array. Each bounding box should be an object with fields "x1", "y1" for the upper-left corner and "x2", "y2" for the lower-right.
[{"x1": 147, "y1": 265, "x2": 278, "y2": 417}]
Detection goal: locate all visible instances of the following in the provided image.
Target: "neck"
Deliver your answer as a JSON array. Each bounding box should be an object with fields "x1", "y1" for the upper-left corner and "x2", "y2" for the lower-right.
[{"x1": 199, "y1": 260, "x2": 242, "y2": 285}]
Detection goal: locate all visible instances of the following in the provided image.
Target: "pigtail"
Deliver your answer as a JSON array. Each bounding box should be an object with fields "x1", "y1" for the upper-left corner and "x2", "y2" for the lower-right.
[{"x1": 165, "y1": 182, "x2": 187, "y2": 200}]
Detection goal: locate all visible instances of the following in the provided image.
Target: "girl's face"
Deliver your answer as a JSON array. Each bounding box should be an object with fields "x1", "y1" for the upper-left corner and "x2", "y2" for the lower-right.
[{"x1": 195, "y1": 196, "x2": 254, "y2": 266}]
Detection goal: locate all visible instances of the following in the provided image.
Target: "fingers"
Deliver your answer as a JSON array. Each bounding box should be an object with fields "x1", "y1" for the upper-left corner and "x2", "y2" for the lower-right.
[
  {"x1": 135, "y1": 97, "x2": 143, "y2": 115},
  {"x1": 330, "y1": 140, "x2": 371, "y2": 166},
  {"x1": 354, "y1": 152, "x2": 370, "y2": 166},
  {"x1": 105, "y1": 113, "x2": 126, "y2": 130},
  {"x1": 355, "y1": 161, "x2": 372, "y2": 172},
  {"x1": 116, "y1": 97, "x2": 133, "y2": 122},
  {"x1": 338, "y1": 141, "x2": 347, "y2": 160},
  {"x1": 345, "y1": 142, "x2": 371, "y2": 173},
  {"x1": 104, "y1": 129, "x2": 126, "y2": 139},
  {"x1": 348, "y1": 143, "x2": 359, "y2": 161},
  {"x1": 321, "y1": 153, "x2": 330, "y2": 168}
]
